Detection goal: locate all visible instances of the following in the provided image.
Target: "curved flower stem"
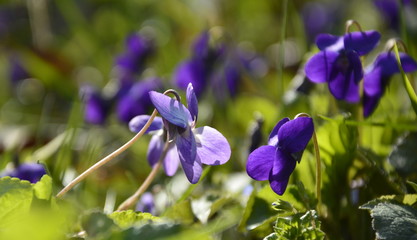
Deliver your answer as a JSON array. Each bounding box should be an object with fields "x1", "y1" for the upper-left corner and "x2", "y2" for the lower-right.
[
  {"x1": 56, "y1": 89, "x2": 180, "y2": 198},
  {"x1": 345, "y1": 19, "x2": 363, "y2": 33},
  {"x1": 56, "y1": 109, "x2": 158, "y2": 198},
  {"x1": 295, "y1": 113, "x2": 322, "y2": 215},
  {"x1": 393, "y1": 43, "x2": 417, "y2": 115},
  {"x1": 117, "y1": 140, "x2": 171, "y2": 211}
]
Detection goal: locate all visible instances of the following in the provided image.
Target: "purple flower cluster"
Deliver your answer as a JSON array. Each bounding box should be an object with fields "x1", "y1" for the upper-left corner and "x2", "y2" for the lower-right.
[
  {"x1": 174, "y1": 31, "x2": 266, "y2": 100},
  {"x1": 82, "y1": 33, "x2": 162, "y2": 125},
  {"x1": 246, "y1": 117, "x2": 314, "y2": 195},
  {"x1": 129, "y1": 83, "x2": 231, "y2": 183},
  {"x1": 305, "y1": 29, "x2": 417, "y2": 117}
]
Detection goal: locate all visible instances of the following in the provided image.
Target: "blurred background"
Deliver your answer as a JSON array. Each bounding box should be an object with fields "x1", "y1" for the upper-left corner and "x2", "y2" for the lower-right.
[{"x1": 1, "y1": 0, "x2": 417, "y2": 239}]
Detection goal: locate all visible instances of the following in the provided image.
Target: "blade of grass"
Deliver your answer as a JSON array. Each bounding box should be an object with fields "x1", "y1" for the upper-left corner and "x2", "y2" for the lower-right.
[{"x1": 393, "y1": 43, "x2": 417, "y2": 116}]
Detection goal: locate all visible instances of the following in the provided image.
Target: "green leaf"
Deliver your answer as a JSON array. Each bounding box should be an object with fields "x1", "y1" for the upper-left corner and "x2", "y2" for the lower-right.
[
  {"x1": 239, "y1": 185, "x2": 279, "y2": 232},
  {"x1": 361, "y1": 194, "x2": 417, "y2": 210},
  {"x1": 0, "y1": 177, "x2": 33, "y2": 220},
  {"x1": 162, "y1": 199, "x2": 195, "y2": 225},
  {"x1": 272, "y1": 210, "x2": 325, "y2": 240},
  {"x1": 33, "y1": 175, "x2": 53, "y2": 200},
  {"x1": 388, "y1": 132, "x2": 417, "y2": 176},
  {"x1": 81, "y1": 210, "x2": 118, "y2": 239},
  {"x1": 263, "y1": 232, "x2": 278, "y2": 240},
  {"x1": 271, "y1": 199, "x2": 295, "y2": 214},
  {"x1": 109, "y1": 210, "x2": 160, "y2": 228},
  {"x1": 407, "y1": 181, "x2": 417, "y2": 193},
  {"x1": 362, "y1": 201, "x2": 417, "y2": 240},
  {"x1": 0, "y1": 176, "x2": 74, "y2": 240},
  {"x1": 109, "y1": 223, "x2": 184, "y2": 240}
]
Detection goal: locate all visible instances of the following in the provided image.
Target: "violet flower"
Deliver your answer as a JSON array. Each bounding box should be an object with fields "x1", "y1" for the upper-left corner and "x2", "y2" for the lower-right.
[
  {"x1": 301, "y1": 1, "x2": 344, "y2": 43},
  {"x1": 131, "y1": 83, "x2": 231, "y2": 183},
  {"x1": 135, "y1": 192, "x2": 156, "y2": 215},
  {"x1": 115, "y1": 33, "x2": 154, "y2": 76},
  {"x1": 363, "y1": 51, "x2": 417, "y2": 117},
  {"x1": 246, "y1": 117, "x2": 314, "y2": 195},
  {"x1": 1, "y1": 163, "x2": 46, "y2": 183},
  {"x1": 116, "y1": 77, "x2": 162, "y2": 123},
  {"x1": 129, "y1": 114, "x2": 180, "y2": 177},
  {"x1": 174, "y1": 31, "x2": 222, "y2": 97},
  {"x1": 80, "y1": 85, "x2": 110, "y2": 125},
  {"x1": 373, "y1": 0, "x2": 412, "y2": 31},
  {"x1": 305, "y1": 30, "x2": 380, "y2": 102},
  {"x1": 9, "y1": 55, "x2": 30, "y2": 86}
]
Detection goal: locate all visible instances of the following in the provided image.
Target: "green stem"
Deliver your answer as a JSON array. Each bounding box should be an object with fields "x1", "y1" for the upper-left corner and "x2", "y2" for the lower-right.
[
  {"x1": 295, "y1": 113, "x2": 321, "y2": 215},
  {"x1": 393, "y1": 43, "x2": 417, "y2": 115},
  {"x1": 56, "y1": 109, "x2": 158, "y2": 198},
  {"x1": 312, "y1": 131, "x2": 321, "y2": 214},
  {"x1": 117, "y1": 140, "x2": 171, "y2": 211},
  {"x1": 278, "y1": 0, "x2": 288, "y2": 97}
]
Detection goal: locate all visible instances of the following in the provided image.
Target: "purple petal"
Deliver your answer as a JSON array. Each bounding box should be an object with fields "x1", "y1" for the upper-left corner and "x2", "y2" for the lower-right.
[
  {"x1": 316, "y1": 34, "x2": 344, "y2": 51},
  {"x1": 373, "y1": 52, "x2": 417, "y2": 76},
  {"x1": 117, "y1": 97, "x2": 144, "y2": 123},
  {"x1": 176, "y1": 127, "x2": 197, "y2": 164},
  {"x1": 277, "y1": 117, "x2": 314, "y2": 154},
  {"x1": 9, "y1": 55, "x2": 30, "y2": 85},
  {"x1": 327, "y1": 51, "x2": 362, "y2": 102},
  {"x1": 269, "y1": 150, "x2": 296, "y2": 195},
  {"x1": 305, "y1": 50, "x2": 340, "y2": 83},
  {"x1": 268, "y1": 118, "x2": 290, "y2": 146},
  {"x1": 180, "y1": 154, "x2": 203, "y2": 184},
  {"x1": 192, "y1": 31, "x2": 210, "y2": 58},
  {"x1": 344, "y1": 30, "x2": 380, "y2": 56},
  {"x1": 399, "y1": 53, "x2": 417, "y2": 73},
  {"x1": 363, "y1": 92, "x2": 382, "y2": 118},
  {"x1": 135, "y1": 192, "x2": 155, "y2": 214},
  {"x1": 186, "y1": 83, "x2": 199, "y2": 122},
  {"x1": 115, "y1": 34, "x2": 154, "y2": 74},
  {"x1": 174, "y1": 59, "x2": 207, "y2": 97},
  {"x1": 224, "y1": 64, "x2": 241, "y2": 97},
  {"x1": 362, "y1": 51, "x2": 417, "y2": 117},
  {"x1": 246, "y1": 145, "x2": 276, "y2": 181},
  {"x1": 374, "y1": 0, "x2": 400, "y2": 29},
  {"x1": 364, "y1": 67, "x2": 385, "y2": 97},
  {"x1": 8, "y1": 163, "x2": 46, "y2": 184},
  {"x1": 149, "y1": 91, "x2": 192, "y2": 128},
  {"x1": 129, "y1": 115, "x2": 163, "y2": 133},
  {"x1": 147, "y1": 134, "x2": 164, "y2": 167},
  {"x1": 176, "y1": 127, "x2": 199, "y2": 183},
  {"x1": 84, "y1": 92, "x2": 109, "y2": 125},
  {"x1": 163, "y1": 143, "x2": 180, "y2": 176},
  {"x1": 194, "y1": 126, "x2": 231, "y2": 165}
]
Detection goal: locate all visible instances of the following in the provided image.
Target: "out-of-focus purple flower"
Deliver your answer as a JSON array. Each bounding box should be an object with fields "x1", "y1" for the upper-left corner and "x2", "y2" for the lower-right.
[
  {"x1": 80, "y1": 85, "x2": 110, "y2": 125},
  {"x1": 175, "y1": 59, "x2": 208, "y2": 97},
  {"x1": 135, "y1": 192, "x2": 156, "y2": 214},
  {"x1": 175, "y1": 31, "x2": 267, "y2": 99},
  {"x1": 210, "y1": 47, "x2": 267, "y2": 101},
  {"x1": 1, "y1": 163, "x2": 46, "y2": 183},
  {"x1": 305, "y1": 30, "x2": 381, "y2": 102},
  {"x1": 373, "y1": 0, "x2": 400, "y2": 30},
  {"x1": 9, "y1": 55, "x2": 30, "y2": 86},
  {"x1": 115, "y1": 33, "x2": 154, "y2": 76},
  {"x1": 174, "y1": 31, "x2": 223, "y2": 97},
  {"x1": 301, "y1": 2, "x2": 344, "y2": 43},
  {"x1": 116, "y1": 77, "x2": 162, "y2": 123},
  {"x1": 246, "y1": 117, "x2": 314, "y2": 195},
  {"x1": 373, "y1": 0, "x2": 413, "y2": 31},
  {"x1": 363, "y1": 51, "x2": 417, "y2": 117},
  {"x1": 131, "y1": 83, "x2": 231, "y2": 183}
]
